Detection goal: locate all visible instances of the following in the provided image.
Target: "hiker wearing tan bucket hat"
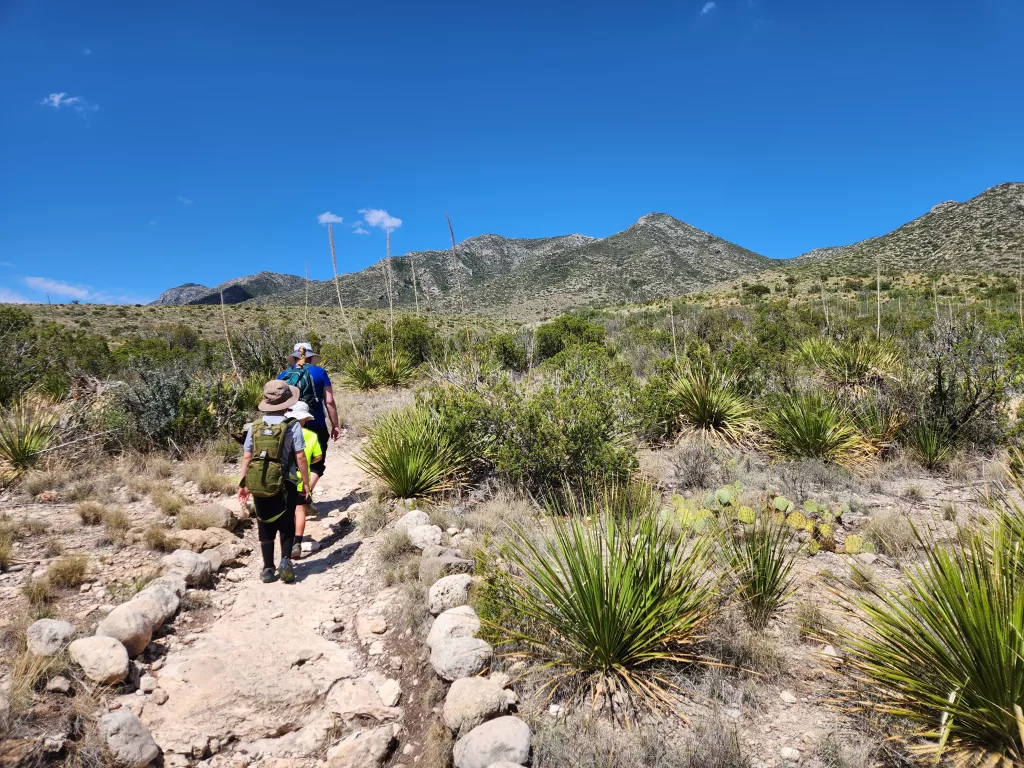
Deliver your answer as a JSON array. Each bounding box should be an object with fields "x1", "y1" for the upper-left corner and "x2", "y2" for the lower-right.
[
  {"x1": 277, "y1": 342, "x2": 340, "y2": 514},
  {"x1": 237, "y1": 380, "x2": 312, "y2": 584}
]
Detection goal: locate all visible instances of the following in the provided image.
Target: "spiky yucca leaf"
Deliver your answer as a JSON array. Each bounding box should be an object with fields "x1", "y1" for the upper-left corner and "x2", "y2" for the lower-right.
[
  {"x1": 764, "y1": 391, "x2": 868, "y2": 466},
  {"x1": 497, "y1": 493, "x2": 717, "y2": 718},
  {"x1": 843, "y1": 528, "x2": 1024, "y2": 767},
  {"x1": 721, "y1": 512, "x2": 800, "y2": 630},
  {"x1": 355, "y1": 406, "x2": 470, "y2": 498},
  {"x1": 798, "y1": 338, "x2": 901, "y2": 389},
  {"x1": 669, "y1": 365, "x2": 754, "y2": 442},
  {"x1": 235, "y1": 373, "x2": 266, "y2": 412},
  {"x1": 0, "y1": 403, "x2": 59, "y2": 472}
]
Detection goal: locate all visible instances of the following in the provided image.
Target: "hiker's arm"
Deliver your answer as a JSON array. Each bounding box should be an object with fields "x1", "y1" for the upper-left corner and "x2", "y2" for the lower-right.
[
  {"x1": 324, "y1": 385, "x2": 341, "y2": 441},
  {"x1": 296, "y1": 450, "x2": 311, "y2": 500},
  {"x1": 237, "y1": 450, "x2": 253, "y2": 505}
]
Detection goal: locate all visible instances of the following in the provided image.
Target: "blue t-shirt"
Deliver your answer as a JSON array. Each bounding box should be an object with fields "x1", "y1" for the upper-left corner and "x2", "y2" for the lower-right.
[{"x1": 277, "y1": 364, "x2": 332, "y2": 429}]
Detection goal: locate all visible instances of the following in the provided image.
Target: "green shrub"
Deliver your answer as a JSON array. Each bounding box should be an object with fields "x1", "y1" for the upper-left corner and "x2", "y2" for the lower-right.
[
  {"x1": 843, "y1": 528, "x2": 1024, "y2": 766},
  {"x1": 721, "y1": 512, "x2": 799, "y2": 630},
  {"x1": 356, "y1": 406, "x2": 471, "y2": 498},
  {"x1": 764, "y1": 390, "x2": 867, "y2": 465},
  {"x1": 492, "y1": 494, "x2": 717, "y2": 716},
  {"x1": 535, "y1": 315, "x2": 606, "y2": 361},
  {"x1": 486, "y1": 332, "x2": 528, "y2": 372}
]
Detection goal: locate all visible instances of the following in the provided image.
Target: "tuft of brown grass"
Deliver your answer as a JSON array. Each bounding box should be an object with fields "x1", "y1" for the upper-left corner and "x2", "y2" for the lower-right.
[
  {"x1": 864, "y1": 510, "x2": 915, "y2": 560},
  {"x1": 147, "y1": 455, "x2": 174, "y2": 479},
  {"x1": 76, "y1": 501, "x2": 105, "y2": 526},
  {"x1": 176, "y1": 508, "x2": 219, "y2": 531},
  {"x1": 0, "y1": 532, "x2": 13, "y2": 571},
  {"x1": 151, "y1": 486, "x2": 187, "y2": 516},
  {"x1": 143, "y1": 524, "x2": 178, "y2": 552},
  {"x1": 22, "y1": 577, "x2": 53, "y2": 606},
  {"x1": 420, "y1": 720, "x2": 454, "y2": 768},
  {"x1": 48, "y1": 555, "x2": 89, "y2": 589},
  {"x1": 101, "y1": 508, "x2": 132, "y2": 547},
  {"x1": 22, "y1": 468, "x2": 62, "y2": 497},
  {"x1": 65, "y1": 480, "x2": 96, "y2": 502},
  {"x1": 357, "y1": 497, "x2": 391, "y2": 534},
  {"x1": 377, "y1": 529, "x2": 416, "y2": 566},
  {"x1": 186, "y1": 453, "x2": 237, "y2": 496}
]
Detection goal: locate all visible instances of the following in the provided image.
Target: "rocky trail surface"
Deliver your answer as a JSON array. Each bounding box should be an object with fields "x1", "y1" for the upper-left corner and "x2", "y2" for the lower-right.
[{"x1": 139, "y1": 445, "x2": 408, "y2": 768}]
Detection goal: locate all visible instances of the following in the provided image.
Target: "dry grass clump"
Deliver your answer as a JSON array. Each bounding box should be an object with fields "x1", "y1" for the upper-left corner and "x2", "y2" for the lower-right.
[
  {"x1": 48, "y1": 555, "x2": 88, "y2": 589},
  {"x1": 176, "y1": 508, "x2": 220, "y2": 531},
  {"x1": 420, "y1": 720, "x2": 454, "y2": 768},
  {"x1": 0, "y1": 532, "x2": 12, "y2": 571},
  {"x1": 464, "y1": 488, "x2": 536, "y2": 535},
  {"x1": 357, "y1": 497, "x2": 391, "y2": 534},
  {"x1": 22, "y1": 577, "x2": 53, "y2": 606},
  {"x1": 5, "y1": 645, "x2": 70, "y2": 726},
  {"x1": 864, "y1": 510, "x2": 915, "y2": 560},
  {"x1": 532, "y1": 716, "x2": 694, "y2": 768},
  {"x1": 378, "y1": 529, "x2": 416, "y2": 566},
  {"x1": 151, "y1": 486, "x2": 187, "y2": 516},
  {"x1": 814, "y1": 732, "x2": 876, "y2": 768},
  {"x1": 64, "y1": 480, "x2": 96, "y2": 502},
  {"x1": 185, "y1": 453, "x2": 236, "y2": 495},
  {"x1": 76, "y1": 501, "x2": 105, "y2": 526},
  {"x1": 147, "y1": 455, "x2": 175, "y2": 479},
  {"x1": 143, "y1": 524, "x2": 178, "y2": 552},
  {"x1": 101, "y1": 508, "x2": 132, "y2": 547},
  {"x1": 794, "y1": 600, "x2": 836, "y2": 641},
  {"x1": 22, "y1": 467, "x2": 62, "y2": 497},
  {"x1": 383, "y1": 556, "x2": 419, "y2": 587}
]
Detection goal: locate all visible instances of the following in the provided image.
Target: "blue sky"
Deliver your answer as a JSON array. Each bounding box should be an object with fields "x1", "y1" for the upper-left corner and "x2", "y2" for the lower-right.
[{"x1": 1, "y1": 0, "x2": 1022, "y2": 305}]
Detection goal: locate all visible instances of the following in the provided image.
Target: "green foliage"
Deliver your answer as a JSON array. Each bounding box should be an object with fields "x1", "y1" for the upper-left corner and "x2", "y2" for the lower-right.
[
  {"x1": 670, "y1": 364, "x2": 753, "y2": 442},
  {"x1": 486, "y1": 332, "x2": 528, "y2": 372},
  {"x1": 844, "y1": 527, "x2": 1024, "y2": 766},
  {"x1": 355, "y1": 406, "x2": 471, "y2": 498},
  {"x1": 723, "y1": 512, "x2": 800, "y2": 629},
  {"x1": 535, "y1": 315, "x2": 606, "y2": 361},
  {"x1": 798, "y1": 337, "x2": 901, "y2": 388},
  {"x1": 493, "y1": 494, "x2": 717, "y2": 716},
  {"x1": 0, "y1": 403, "x2": 59, "y2": 472},
  {"x1": 764, "y1": 390, "x2": 867, "y2": 465},
  {"x1": 391, "y1": 315, "x2": 440, "y2": 365}
]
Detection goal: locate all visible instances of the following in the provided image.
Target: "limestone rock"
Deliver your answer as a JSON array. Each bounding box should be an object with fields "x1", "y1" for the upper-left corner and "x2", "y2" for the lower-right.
[
  {"x1": 161, "y1": 549, "x2": 213, "y2": 586},
  {"x1": 139, "y1": 675, "x2": 158, "y2": 693},
  {"x1": 324, "y1": 724, "x2": 395, "y2": 768},
  {"x1": 431, "y1": 636, "x2": 493, "y2": 681},
  {"x1": 394, "y1": 510, "x2": 429, "y2": 533},
  {"x1": 427, "y1": 606, "x2": 481, "y2": 649},
  {"x1": 200, "y1": 548, "x2": 224, "y2": 573},
  {"x1": 408, "y1": 524, "x2": 443, "y2": 550},
  {"x1": 326, "y1": 679, "x2": 403, "y2": 722},
  {"x1": 202, "y1": 504, "x2": 237, "y2": 531},
  {"x1": 355, "y1": 613, "x2": 387, "y2": 639},
  {"x1": 428, "y1": 574, "x2": 473, "y2": 615},
  {"x1": 212, "y1": 539, "x2": 246, "y2": 566},
  {"x1": 172, "y1": 528, "x2": 236, "y2": 553},
  {"x1": 26, "y1": 618, "x2": 76, "y2": 657},
  {"x1": 46, "y1": 675, "x2": 71, "y2": 694},
  {"x1": 443, "y1": 677, "x2": 515, "y2": 733},
  {"x1": 375, "y1": 679, "x2": 402, "y2": 708},
  {"x1": 780, "y1": 746, "x2": 802, "y2": 762},
  {"x1": 98, "y1": 710, "x2": 160, "y2": 768},
  {"x1": 420, "y1": 554, "x2": 473, "y2": 584},
  {"x1": 131, "y1": 587, "x2": 180, "y2": 627},
  {"x1": 69, "y1": 636, "x2": 129, "y2": 684},
  {"x1": 143, "y1": 574, "x2": 188, "y2": 599},
  {"x1": 453, "y1": 716, "x2": 531, "y2": 768},
  {"x1": 96, "y1": 604, "x2": 154, "y2": 658}
]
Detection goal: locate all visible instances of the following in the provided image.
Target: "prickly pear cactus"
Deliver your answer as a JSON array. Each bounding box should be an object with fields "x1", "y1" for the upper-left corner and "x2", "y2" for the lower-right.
[
  {"x1": 804, "y1": 499, "x2": 821, "y2": 515},
  {"x1": 786, "y1": 511, "x2": 808, "y2": 530},
  {"x1": 821, "y1": 510, "x2": 835, "y2": 524},
  {"x1": 844, "y1": 534, "x2": 864, "y2": 554},
  {"x1": 807, "y1": 540, "x2": 821, "y2": 556},
  {"x1": 715, "y1": 486, "x2": 737, "y2": 507},
  {"x1": 737, "y1": 506, "x2": 756, "y2": 525},
  {"x1": 774, "y1": 496, "x2": 794, "y2": 513},
  {"x1": 815, "y1": 523, "x2": 836, "y2": 551}
]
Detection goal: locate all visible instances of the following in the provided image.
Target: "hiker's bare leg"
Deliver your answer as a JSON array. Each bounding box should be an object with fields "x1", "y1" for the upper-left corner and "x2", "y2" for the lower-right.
[{"x1": 292, "y1": 504, "x2": 306, "y2": 558}]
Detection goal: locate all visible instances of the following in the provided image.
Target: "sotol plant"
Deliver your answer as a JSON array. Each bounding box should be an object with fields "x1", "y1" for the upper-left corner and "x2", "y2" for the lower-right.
[
  {"x1": 763, "y1": 390, "x2": 867, "y2": 466},
  {"x1": 0, "y1": 402, "x2": 59, "y2": 472},
  {"x1": 669, "y1": 365, "x2": 754, "y2": 443},
  {"x1": 722, "y1": 511, "x2": 800, "y2": 630},
  {"x1": 356, "y1": 405, "x2": 471, "y2": 498}
]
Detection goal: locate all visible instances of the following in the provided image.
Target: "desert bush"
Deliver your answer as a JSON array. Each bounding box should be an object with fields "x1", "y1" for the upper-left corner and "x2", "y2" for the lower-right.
[
  {"x1": 844, "y1": 527, "x2": 1024, "y2": 765},
  {"x1": 670, "y1": 364, "x2": 754, "y2": 442},
  {"x1": 377, "y1": 529, "x2": 417, "y2": 565},
  {"x1": 356, "y1": 406, "x2": 471, "y2": 498},
  {"x1": 101, "y1": 508, "x2": 132, "y2": 546},
  {"x1": 486, "y1": 332, "x2": 528, "y2": 372},
  {"x1": 764, "y1": 390, "x2": 867, "y2": 465},
  {"x1": 143, "y1": 524, "x2": 178, "y2": 552},
  {"x1": 176, "y1": 508, "x2": 219, "y2": 530},
  {"x1": 151, "y1": 487, "x2": 187, "y2": 516},
  {"x1": 535, "y1": 314, "x2": 606, "y2": 360},
  {"x1": 231, "y1": 323, "x2": 293, "y2": 378},
  {"x1": 721, "y1": 512, "x2": 800, "y2": 630},
  {"x1": 356, "y1": 497, "x2": 390, "y2": 534},
  {"x1": 0, "y1": 402, "x2": 59, "y2": 472},
  {"x1": 76, "y1": 501, "x2": 105, "y2": 525},
  {"x1": 493, "y1": 494, "x2": 717, "y2": 717},
  {"x1": 48, "y1": 555, "x2": 88, "y2": 588},
  {"x1": 672, "y1": 437, "x2": 723, "y2": 490}
]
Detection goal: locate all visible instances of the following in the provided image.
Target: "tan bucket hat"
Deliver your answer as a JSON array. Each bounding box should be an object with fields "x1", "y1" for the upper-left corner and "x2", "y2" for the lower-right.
[{"x1": 258, "y1": 380, "x2": 300, "y2": 413}]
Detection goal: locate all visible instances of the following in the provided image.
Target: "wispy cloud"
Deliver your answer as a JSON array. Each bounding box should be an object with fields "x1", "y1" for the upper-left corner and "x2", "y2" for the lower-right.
[
  {"x1": 83, "y1": 47, "x2": 92, "y2": 55},
  {"x1": 25, "y1": 276, "x2": 93, "y2": 301},
  {"x1": 701, "y1": 1, "x2": 717, "y2": 13},
  {"x1": 178, "y1": 196, "x2": 193, "y2": 205},
  {"x1": 0, "y1": 288, "x2": 29, "y2": 304},
  {"x1": 40, "y1": 92, "x2": 99, "y2": 117},
  {"x1": 317, "y1": 212, "x2": 344, "y2": 225},
  {"x1": 352, "y1": 226, "x2": 370, "y2": 235},
  {"x1": 149, "y1": 220, "x2": 157, "y2": 226},
  {"x1": 0, "y1": 261, "x2": 14, "y2": 268},
  {"x1": 359, "y1": 208, "x2": 402, "y2": 231}
]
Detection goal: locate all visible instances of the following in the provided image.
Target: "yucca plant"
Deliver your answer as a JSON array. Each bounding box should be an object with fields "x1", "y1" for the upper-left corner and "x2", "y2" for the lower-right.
[
  {"x1": 496, "y1": 493, "x2": 718, "y2": 718},
  {"x1": 355, "y1": 405, "x2": 471, "y2": 498},
  {"x1": 853, "y1": 392, "x2": 904, "y2": 456},
  {"x1": 340, "y1": 355, "x2": 383, "y2": 391},
  {"x1": 670, "y1": 365, "x2": 753, "y2": 442},
  {"x1": 0, "y1": 403, "x2": 59, "y2": 472},
  {"x1": 374, "y1": 351, "x2": 417, "y2": 388},
  {"x1": 721, "y1": 512, "x2": 800, "y2": 630},
  {"x1": 906, "y1": 416, "x2": 955, "y2": 470},
  {"x1": 798, "y1": 338, "x2": 901, "y2": 390},
  {"x1": 234, "y1": 373, "x2": 266, "y2": 412},
  {"x1": 763, "y1": 390, "x2": 867, "y2": 466},
  {"x1": 843, "y1": 527, "x2": 1024, "y2": 767}
]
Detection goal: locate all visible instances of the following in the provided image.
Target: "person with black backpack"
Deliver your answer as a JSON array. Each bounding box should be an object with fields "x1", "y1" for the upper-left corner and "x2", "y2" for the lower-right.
[
  {"x1": 237, "y1": 380, "x2": 312, "y2": 584},
  {"x1": 276, "y1": 342, "x2": 339, "y2": 513}
]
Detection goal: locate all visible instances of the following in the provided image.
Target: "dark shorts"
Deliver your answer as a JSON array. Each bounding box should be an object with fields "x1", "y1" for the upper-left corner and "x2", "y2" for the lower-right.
[
  {"x1": 310, "y1": 424, "x2": 329, "y2": 476},
  {"x1": 254, "y1": 482, "x2": 300, "y2": 528}
]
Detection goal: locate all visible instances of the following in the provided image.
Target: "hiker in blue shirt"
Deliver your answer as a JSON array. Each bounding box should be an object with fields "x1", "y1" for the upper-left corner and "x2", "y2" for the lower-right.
[{"x1": 277, "y1": 342, "x2": 340, "y2": 512}]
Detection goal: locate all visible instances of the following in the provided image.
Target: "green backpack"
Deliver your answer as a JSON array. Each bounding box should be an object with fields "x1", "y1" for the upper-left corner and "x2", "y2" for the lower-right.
[{"x1": 245, "y1": 419, "x2": 296, "y2": 499}]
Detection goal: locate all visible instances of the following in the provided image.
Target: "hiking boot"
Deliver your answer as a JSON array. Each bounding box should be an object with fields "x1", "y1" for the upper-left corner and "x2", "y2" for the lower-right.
[
  {"x1": 290, "y1": 543, "x2": 302, "y2": 560},
  {"x1": 306, "y1": 500, "x2": 319, "y2": 517},
  {"x1": 260, "y1": 567, "x2": 276, "y2": 583},
  {"x1": 278, "y1": 557, "x2": 295, "y2": 584}
]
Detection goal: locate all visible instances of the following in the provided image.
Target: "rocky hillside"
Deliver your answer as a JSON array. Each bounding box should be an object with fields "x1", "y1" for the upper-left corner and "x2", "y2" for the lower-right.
[
  {"x1": 259, "y1": 216, "x2": 771, "y2": 316},
  {"x1": 793, "y1": 182, "x2": 1024, "y2": 274},
  {"x1": 151, "y1": 272, "x2": 307, "y2": 306}
]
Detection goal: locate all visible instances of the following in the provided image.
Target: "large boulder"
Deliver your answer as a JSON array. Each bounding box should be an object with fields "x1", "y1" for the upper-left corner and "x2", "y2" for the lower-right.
[
  {"x1": 453, "y1": 716, "x2": 531, "y2": 768},
  {"x1": 98, "y1": 710, "x2": 160, "y2": 768},
  {"x1": 408, "y1": 524, "x2": 443, "y2": 550},
  {"x1": 133, "y1": 584, "x2": 181, "y2": 626},
  {"x1": 68, "y1": 636, "x2": 129, "y2": 684},
  {"x1": 202, "y1": 504, "x2": 237, "y2": 531},
  {"x1": 394, "y1": 510, "x2": 430, "y2": 533},
  {"x1": 443, "y1": 678, "x2": 515, "y2": 733},
  {"x1": 431, "y1": 636, "x2": 492, "y2": 681},
  {"x1": 95, "y1": 604, "x2": 153, "y2": 657},
  {"x1": 161, "y1": 549, "x2": 212, "y2": 586},
  {"x1": 143, "y1": 574, "x2": 188, "y2": 599},
  {"x1": 427, "y1": 606, "x2": 481, "y2": 649},
  {"x1": 420, "y1": 554, "x2": 473, "y2": 583},
  {"x1": 324, "y1": 724, "x2": 395, "y2": 768},
  {"x1": 172, "y1": 528, "x2": 236, "y2": 553},
  {"x1": 428, "y1": 574, "x2": 473, "y2": 615},
  {"x1": 26, "y1": 619, "x2": 76, "y2": 657}
]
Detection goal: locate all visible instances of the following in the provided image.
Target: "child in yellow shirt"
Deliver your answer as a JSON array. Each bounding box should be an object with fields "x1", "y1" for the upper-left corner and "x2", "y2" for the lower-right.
[{"x1": 284, "y1": 402, "x2": 323, "y2": 559}]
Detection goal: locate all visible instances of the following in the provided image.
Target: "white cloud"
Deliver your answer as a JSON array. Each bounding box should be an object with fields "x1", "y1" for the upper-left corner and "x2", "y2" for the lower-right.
[
  {"x1": 359, "y1": 208, "x2": 402, "y2": 231},
  {"x1": 25, "y1": 276, "x2": 92, "y2": 301},
  {"x1": 0, "y1": 288, "x2": 29, "y2": 304},
  {"x1": 317, "y1": 212, "x2": 344, "y2": 225},
  {"x1": 701, "y1": 1, "x2": 717, "y2": 13},
  {"x1": 40, "y1": 92, "x2": 98, "y2": 117},
  {"x1": 83, "y1": 47, "x2": 92, "y2": 55},
  {"x1": 178, "y1": 196, "x2": 193, "y2": 205},
  {"x1": 352, "y1": 226, "x2": 370, "y2": 235},
  {"x1": 0, "y1": 261, "x2": 14, "y2": 268}
]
